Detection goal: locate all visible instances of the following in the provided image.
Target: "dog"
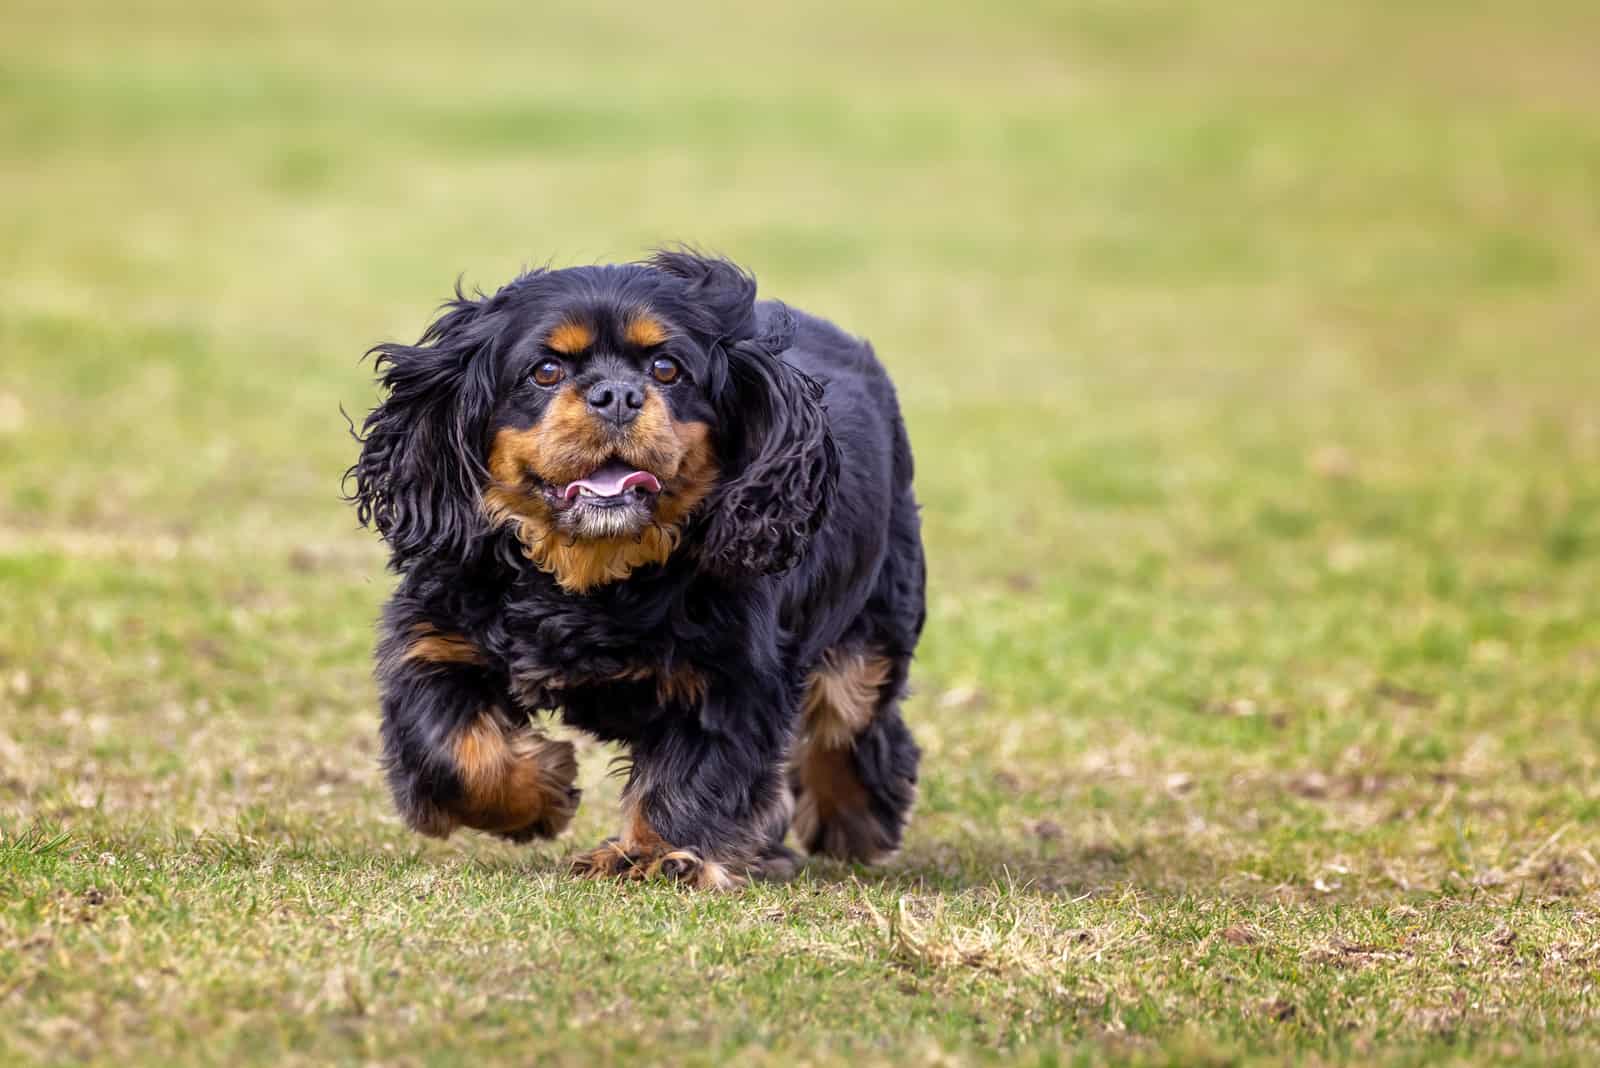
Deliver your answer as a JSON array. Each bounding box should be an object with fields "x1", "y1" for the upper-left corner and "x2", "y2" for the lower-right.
[{"x1": 347, "y1": 251, "x2": 924, "y2": 888}]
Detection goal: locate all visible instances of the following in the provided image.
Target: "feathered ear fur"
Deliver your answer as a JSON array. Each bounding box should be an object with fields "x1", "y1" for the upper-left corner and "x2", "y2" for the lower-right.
[
  {"x1": 345, "y1": 286, "x2": 505, "y2": 570},
  {"x1": 648, "y1": 251, "x2": 839, "y2": 577}
]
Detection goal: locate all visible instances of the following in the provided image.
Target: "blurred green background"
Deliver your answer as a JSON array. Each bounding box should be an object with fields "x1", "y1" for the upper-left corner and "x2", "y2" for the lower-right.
[{"x1": 2, "y1": 1, "x2": 1599, "y2": 1064}]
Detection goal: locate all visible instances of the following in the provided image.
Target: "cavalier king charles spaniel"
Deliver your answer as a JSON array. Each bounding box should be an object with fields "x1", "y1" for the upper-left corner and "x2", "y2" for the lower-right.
[{"x1": 348, "y1": 251, "x2": 924, "y2": 888}]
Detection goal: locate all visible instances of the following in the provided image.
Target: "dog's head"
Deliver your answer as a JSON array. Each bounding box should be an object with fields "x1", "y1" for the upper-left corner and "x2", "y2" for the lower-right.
[{"x1": 347, "y1": 252, "x2": 838, "y2": 592}]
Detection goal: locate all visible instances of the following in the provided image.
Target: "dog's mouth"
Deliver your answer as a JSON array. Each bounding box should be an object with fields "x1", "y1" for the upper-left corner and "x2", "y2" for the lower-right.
[{"x1": 543, "y1": 459, "x2": 663, "y2": 513}]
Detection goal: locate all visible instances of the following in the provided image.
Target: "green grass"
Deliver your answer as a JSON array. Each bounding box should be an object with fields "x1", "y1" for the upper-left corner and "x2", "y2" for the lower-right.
[{"x1": 3, "y1": 0, "x2": 1599, "y2": 1063}]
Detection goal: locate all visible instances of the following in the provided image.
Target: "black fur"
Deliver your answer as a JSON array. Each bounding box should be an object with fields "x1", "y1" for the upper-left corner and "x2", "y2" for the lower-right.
[
  {"x1": 348, "y1": 291, "x2": 507, "y2": 569},
  {"x1": 347, "y1": 251, "x2": 925, "y2": 882}
]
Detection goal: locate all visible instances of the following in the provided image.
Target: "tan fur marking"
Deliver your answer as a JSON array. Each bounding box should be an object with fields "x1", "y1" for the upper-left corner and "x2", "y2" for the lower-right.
[
  {"x1": 483, "y1": 394, "x2": 717, "y2": 593},
  {"x1": 797, "y1": 745, "x2": 869, "y2": 825},
  {"x1": 802, "y1": 651, "x2": 891, "y2": 750},
  {"x1": 791, "y1": 648, "x2": 899, "y2": 863},
  {"x1": 447, "y1": 717, "x2": 578, "y2": 835},
  {"x1": 683, "y1": 857, "x2": 739, "y2": 890},
  {"x1": 403, "y1": 624, "x2": 487, "y2": 667},
  {"x1": 569, "y1": 779, "x2": 742, "y2": 890},
  {"x1": 620, "y1": 800, "x2": 668, "y2": 855},
  {"x1": 790, "y1": 748, "x2": 906, "y2": 865},
  {"x1": 624, "y1": 311, "x2": 670, "y2": 348},
  {"x1": 546, "y1": 318, "x2": 594, "y2": 354},
  {"x1": 656, "y1": 664, "x2": 708, "y2": 707}
]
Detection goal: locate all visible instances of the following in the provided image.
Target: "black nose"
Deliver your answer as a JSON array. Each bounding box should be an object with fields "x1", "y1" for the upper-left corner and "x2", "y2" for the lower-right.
[{"x1": 586, "y1": 379, "x2": 645, "y2": 425}]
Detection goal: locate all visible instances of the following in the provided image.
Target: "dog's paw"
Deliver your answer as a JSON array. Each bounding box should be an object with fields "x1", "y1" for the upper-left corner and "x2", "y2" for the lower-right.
[
  {"x1": 792, "y1": 744, "x2": 912, "y2": 864},
  {"x1": 496, "y1": 786, "x2": 581, "y2": 842},
  {"x1": 486, "y1": 734, "x2": 581, "y2": 842},
  {"x1": 570, "y1": 839, "x2": 743, "y2": 891},
  {"x1": 749, "y1": 841, "x2": 803, "y2": 882}
]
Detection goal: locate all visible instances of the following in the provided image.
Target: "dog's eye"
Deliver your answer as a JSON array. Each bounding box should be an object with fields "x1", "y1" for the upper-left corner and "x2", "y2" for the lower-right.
[
  {"x1": 649, "y1": 357, "x2": 681, "y2": 385},
  {"x1": 532, "y1": 360, "x2": 565, "y2": 387}
]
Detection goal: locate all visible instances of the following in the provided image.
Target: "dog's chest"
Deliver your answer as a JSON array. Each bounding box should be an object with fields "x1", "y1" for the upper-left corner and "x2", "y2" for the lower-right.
[{"x1": 497, "y1": 589, "x2": 701, "y2": 711}]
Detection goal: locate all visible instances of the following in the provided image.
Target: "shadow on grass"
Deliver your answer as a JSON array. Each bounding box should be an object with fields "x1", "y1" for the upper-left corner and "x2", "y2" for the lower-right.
[
  {"x1": 105, "y1": 817, "x2": 1274, "y2": 903},
  {"x1": 795, "y1": 837, "x2": 1244, "y2": 899}
]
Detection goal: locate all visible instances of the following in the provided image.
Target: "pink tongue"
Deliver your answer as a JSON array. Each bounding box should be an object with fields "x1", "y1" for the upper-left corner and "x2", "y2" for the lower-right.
[{"x1": 562, "y1": 461, "x2": 662, "y2": 500}]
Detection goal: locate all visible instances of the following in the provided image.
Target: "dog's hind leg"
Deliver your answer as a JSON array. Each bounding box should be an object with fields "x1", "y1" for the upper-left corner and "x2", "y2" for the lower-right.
[
  {"x1": 791, "y1": 473, "x2": 925, "y2": 865},
  {"x1": 790, "y1": 648, "x2": 920, "y2": 864}
]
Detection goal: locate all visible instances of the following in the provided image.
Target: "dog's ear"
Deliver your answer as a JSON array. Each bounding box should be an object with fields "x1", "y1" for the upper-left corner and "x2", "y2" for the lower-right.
[
  {"x1": 647, "y1": 251, "x2": 838, "y2": 576},
  {"x1": 345, "y1": 287, "x2": 504, "y2": 569},
  {"x1": 702, "y1": 325, "x2": 838, "y2": 576},
  {"x1": 644, "y1": 268, "x2": 830, "y2": 580},
  {"x1": 647, "y1": 249, "x2": 760, "y2": 364}
]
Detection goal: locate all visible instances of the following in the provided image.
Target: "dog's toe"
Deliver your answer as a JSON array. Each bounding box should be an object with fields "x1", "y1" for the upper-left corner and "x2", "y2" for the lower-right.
[{"x1": 569, "y1": 841, "x2": 742, "y2": 890}]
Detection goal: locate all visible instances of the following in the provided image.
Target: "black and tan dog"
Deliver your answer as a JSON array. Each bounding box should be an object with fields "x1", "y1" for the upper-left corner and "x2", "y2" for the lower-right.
[{"x1": 347, "y1": 251, "x2": 924, "y2": 888}]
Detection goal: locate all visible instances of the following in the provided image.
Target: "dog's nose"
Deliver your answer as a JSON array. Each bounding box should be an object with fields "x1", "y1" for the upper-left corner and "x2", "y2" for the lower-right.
[{"x1": 586, "y1": 379, "x2": 645, "y2": 426}]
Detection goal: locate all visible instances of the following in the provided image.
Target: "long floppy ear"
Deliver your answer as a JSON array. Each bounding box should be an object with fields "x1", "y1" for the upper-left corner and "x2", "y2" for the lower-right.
[
  {"x1": 701, "y1": 321, "x2": 839, "y2": 576},
  {"x1": 648, "y1": 250, "x2": 839, "y2": 575},
  {"x1": 647, "y1": 253, "x2": 835, "y2": 576},
  {"x1": 345, "y1": 287, "x2": 504, "y2": 570}
]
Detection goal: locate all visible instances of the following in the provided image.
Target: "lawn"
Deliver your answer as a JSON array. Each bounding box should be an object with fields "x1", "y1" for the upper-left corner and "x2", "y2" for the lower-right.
[{"x1": 3, "y1": 0, "x2": 1599, "y2": 1064}]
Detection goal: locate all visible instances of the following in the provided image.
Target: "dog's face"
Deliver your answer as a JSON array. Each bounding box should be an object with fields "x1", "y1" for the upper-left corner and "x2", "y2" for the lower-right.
[
  {"x1": 348, "y1": 253, "x2": 839, "y2": 592},
  {"x1": 482, "y1": 304, "x2": 719, "y2": 545}
]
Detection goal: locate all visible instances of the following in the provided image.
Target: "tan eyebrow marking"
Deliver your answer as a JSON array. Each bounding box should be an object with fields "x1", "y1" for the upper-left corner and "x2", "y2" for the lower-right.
[
  {"x1": 625, "y1": 312, "x2": 670, "y2": 349},
  {"x1": 546, "y1": 319, "x2": 595, "y2": 354}
]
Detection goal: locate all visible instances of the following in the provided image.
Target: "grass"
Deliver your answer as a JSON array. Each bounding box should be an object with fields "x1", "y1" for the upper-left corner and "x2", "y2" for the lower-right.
[{"x1": 2, "y1": 0, "x2": 1599, "y2": 1063}]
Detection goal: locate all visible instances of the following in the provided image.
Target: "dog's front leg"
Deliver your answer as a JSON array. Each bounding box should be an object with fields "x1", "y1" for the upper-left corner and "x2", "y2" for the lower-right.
[
  {"x1": 376, "y1": 616, "x2": 580, "y2": 842},
  {"x1": 570, "y1": 677, "x2": 796, "y2": 890}
]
